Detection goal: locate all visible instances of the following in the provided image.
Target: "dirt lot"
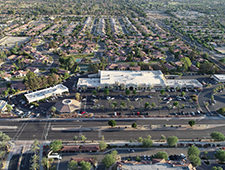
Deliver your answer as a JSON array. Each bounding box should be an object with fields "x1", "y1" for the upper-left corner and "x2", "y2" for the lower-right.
[{"x1": 0, "y1": 36, "x2": 31, "y2": 48}]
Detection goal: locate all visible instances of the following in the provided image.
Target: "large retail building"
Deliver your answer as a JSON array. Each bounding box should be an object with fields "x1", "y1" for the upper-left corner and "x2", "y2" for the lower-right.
[{"x1": 76, "y1": 70, "x2": 203, "y2": 90}]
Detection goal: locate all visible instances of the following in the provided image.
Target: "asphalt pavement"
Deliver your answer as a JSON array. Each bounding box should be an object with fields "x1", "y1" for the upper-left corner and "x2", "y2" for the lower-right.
[{"x1": 1, "y1": 119, "x2": 225, "y2": 141}]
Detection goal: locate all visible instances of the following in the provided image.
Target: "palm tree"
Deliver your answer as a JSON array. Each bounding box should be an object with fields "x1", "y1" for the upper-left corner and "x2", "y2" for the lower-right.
[
  {"x1": 168, "y1": 105, "x2": 172, "y2": 114},
  {"x1": 127, "y1": 99, "x2": 130, "y2": 108},
  {"x1": 158, "y1": 106, "x2": 162, "y2": 116},
  {"x1": 100, "y1": 105, "x2": 104, "y2": 111},
  {"x1": 82, "y1": 86, "x2": 87, "y2": 92},
  {"x1": 6, "y1": 104, "x2": 13, "y2": 114},
  {"x1": 50, "y1": 106, "x2": 56, "y2": 114},
  {"x1": 31, "y1": 139, "x2": 40, "y2": 154},
  {"x1": 139, "y1": 98, "x2": 143, "y2": 107},
  {"x1": 0, "y1": 151, "x2": 5, "y2": 164},
  {"x1": 129, "y1": 105, "x2": 134, "y2": 114},
  {"x1": 108, "y1": 99, "x2": 112, "y2": 110},
  {"x1": 148, "y1": 85, "x2": 152, "y2": 94},
  {"x1": 97, "y1": 86, "x2": 101, "y2": 92}
]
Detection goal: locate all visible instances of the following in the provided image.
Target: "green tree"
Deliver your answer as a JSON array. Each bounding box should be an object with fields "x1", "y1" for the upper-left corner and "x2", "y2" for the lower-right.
[
  {"x1": 51, "y1": 106, "x2": 56, "y2": 113},
  {"x1": 125, "y1": 89, "x2": 130, "y2": 95},
  {"x1": 80, "y1": 160, "x2": 92, "y2": 170},
  {"x1": 155, "y1": 151, "x2": 168, "y2": 160},
  {"x1": 112, "y1": 101, "x2": 117, "y2": 109},
  {"x1": 104, "y1": 88, "x2": 110, "y2": 95},
  {"x1": 132, "y1": 123, "x2": 137, "y2": 128},
  {"x1": 108, "y1": 120, "x2": 116, "y2": 127},
  {"x1": 99, "y1": 141, "x2": 108, "y2": 151},
  {"x1": 181, "y1": 57, "x2": 192, "y2": 71},
  {"x1": 173, "y1": 101, "x2": 179, "y2": 107},
  {"x1": 215, "y1": 150, "x2": 225, "y2": 162},
  {"x1": 212, "y1": 167, "x2": 223, "y2": 170},
  {"x1": 75, "y1": 92, "x2": 80, "y2": 100},
  {"x1": 6, "y1": 104, "x2": 13, "y2": 113},
  {"x1": 188, "y1": 146, "x2": 200, "y2": 157},
  {"x1": 73, "y1": 136, "x2": 78, "y2": 141},
  {"x1": 181, "y1": 91, "x2": 185, "y2": 96},
  {"x1": 50, "y1": 140, "x2": 62, "y2": 152},
  {"x1": 135, "y1": 156, "x2": 141, "y2": 162},
  {"x1": 133, "y1": 90, "x2": 137, "y2": 96},
  {"x1": 31, "y1": 139, "x2": 40, "y2": 154},
  {"x1": 111, "y1": 150, "x2": 118, "y2": 159},
  {"x1": 138, "y1": 137, "x2": 143, "y2": 143},
  {"x1": 160, "y1": 89, "x2": 165, "y2": 95},
  {"x1": 144, "y1": 102, "x2": 150, "y2": 109},
  {"x1": 188, "y1": 120, "x2": 195, "y2": 127},
  {"x1": 189, "y1": 154, "x2": 201, "y2": 166},
  {"x1": 167, "y1": 136, "x2": 178, "y2": 146},
  {"x1": 81, "y1": 135, "x2": 87, "y2": 142},
  {"x1": 151, "y1": 102, "x2": 156, "y2": 108},
  {"x1": 210, "y1": 132, "x2": 225, "y2": 142},
  {"x1": 63, "y1": 72, "x2": 70, "y2": 80},
  {"x1": 102, "y1": 154, "x2": 115, "y2": 168},
  {"x1": 142, "y1": 138, "x2": 153, "y2": 147},
  {"x1": 2, "y1": 90, "x2": 8, "y2": 97},
  {"x1": 41, "y1": 157, "x2": 54, "y2": 170},
  {"x1": 120, "y1": 101, "x2": 126, "y2": 108},
  {"x1": 160, "y1": 135, "x2": 166, "y2": 142},
  {"x1": 68, "y1": 160, "x2": 78, "y2": 170},
  {"x1": 92, "y1": 90, "x2": 97, "y2": 96}
]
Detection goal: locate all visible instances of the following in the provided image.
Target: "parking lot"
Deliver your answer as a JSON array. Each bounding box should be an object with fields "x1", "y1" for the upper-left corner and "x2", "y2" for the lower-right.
[{"x1": 80, "y1": 88, "x2": 203, "y2": 117}]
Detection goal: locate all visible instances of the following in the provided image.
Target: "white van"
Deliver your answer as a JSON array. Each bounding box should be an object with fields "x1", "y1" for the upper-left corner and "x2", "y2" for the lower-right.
[{"x1": 48, "y1": 153, "x2": 62, "y2": 160}]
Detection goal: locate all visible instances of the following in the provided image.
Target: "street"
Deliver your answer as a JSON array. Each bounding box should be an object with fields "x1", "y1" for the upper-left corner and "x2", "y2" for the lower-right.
[{"x1": 1, "y1": 118, "x2": 225, "y2": 141}]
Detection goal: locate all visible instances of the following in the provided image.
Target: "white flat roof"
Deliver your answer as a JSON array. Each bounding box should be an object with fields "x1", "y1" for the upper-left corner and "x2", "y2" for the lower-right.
[
  {"x1": 77, "y1": 78, "x2": 101, "y2": 87},
  {"x1": 213, "y1": 74, "x2": 225, "y2": 81},
  {"x1": 0, "y1": 100, "x2": 7, "y2": 111},
  {"x1": 120, "y1": 163, "x2": 188, "y2": 170},
  {"x1": 99, "y1": 70, "x2": 166, "y2": 87},
  {"x1": 165, "y1": 79, "x2": 202, "y2": 88},
  {"x1": 25, "y1": 84, "x2": 69, "y2": 103}
]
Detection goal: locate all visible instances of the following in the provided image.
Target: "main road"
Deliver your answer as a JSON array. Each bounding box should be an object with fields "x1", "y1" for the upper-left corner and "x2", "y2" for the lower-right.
[{"x1": 1, "y1": 118, "x2": 225, "y2": 141}]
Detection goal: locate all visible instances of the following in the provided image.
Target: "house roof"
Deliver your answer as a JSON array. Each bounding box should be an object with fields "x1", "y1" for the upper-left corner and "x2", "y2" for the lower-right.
[
  {"x1": 80, "y1": 145, "x2": 100, "y2": 152},
  {"x1": 55, "y1": 99, "x2": 80, "y2": 113},
  {"x1": 61, "y1": 145, "x2": 79, "y2": 152}
]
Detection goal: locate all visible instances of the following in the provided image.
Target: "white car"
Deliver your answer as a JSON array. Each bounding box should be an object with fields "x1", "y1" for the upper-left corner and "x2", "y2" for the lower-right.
[
  {"x1": 106, "y1": 96, "x2": 111, "y2": 100},
  {"x1": 30, "y1": 105, "x2": 34, "y2": 109},
  {"x1": 135, "y1": 98, "x2": 139, "y2": 101}
]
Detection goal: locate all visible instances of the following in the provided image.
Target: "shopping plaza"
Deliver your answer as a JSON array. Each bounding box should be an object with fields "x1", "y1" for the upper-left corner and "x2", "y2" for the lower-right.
[{"x1": 76, "y1": 70, "x2": 203, "y2": 91}]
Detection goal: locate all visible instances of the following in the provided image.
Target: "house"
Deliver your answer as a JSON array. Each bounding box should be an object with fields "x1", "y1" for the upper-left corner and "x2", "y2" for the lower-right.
[
  {"x1": 129, "y1": 66, "x2": 141, "y2": 71},
  {"x1": 80, "y1": 145, "x2": 99, "y2": 152},
  {"x1": 189, "y1": 64, "x2": 199, "y2": 72},
  {"x1": 141, "y1": 56, "x2": 150, "y2": 63},
  {"x1": 106, "y1": 63, "x2": 118, "y2": 70},
  {"x1": 174, "y1": 61, "x2": 183, "y2": 67},
  {"x1": 13, "y1": 70, "x2": 27, "y2": 78},
  {"x1": 26, "y1": 67, "x2": 39, "y2": 73},
  {"x1": 7, "y1": 55, "x2": 17, "y2": 61},
  {"x1": 164, "y1": 63, "x2": 176, "y2": 71},
  {"x1": 60, "y1": 145, "x2": 80, "y2": 153},
  {"x1": 2, "y1": 73, "x2": 12, "y2": 81}
]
